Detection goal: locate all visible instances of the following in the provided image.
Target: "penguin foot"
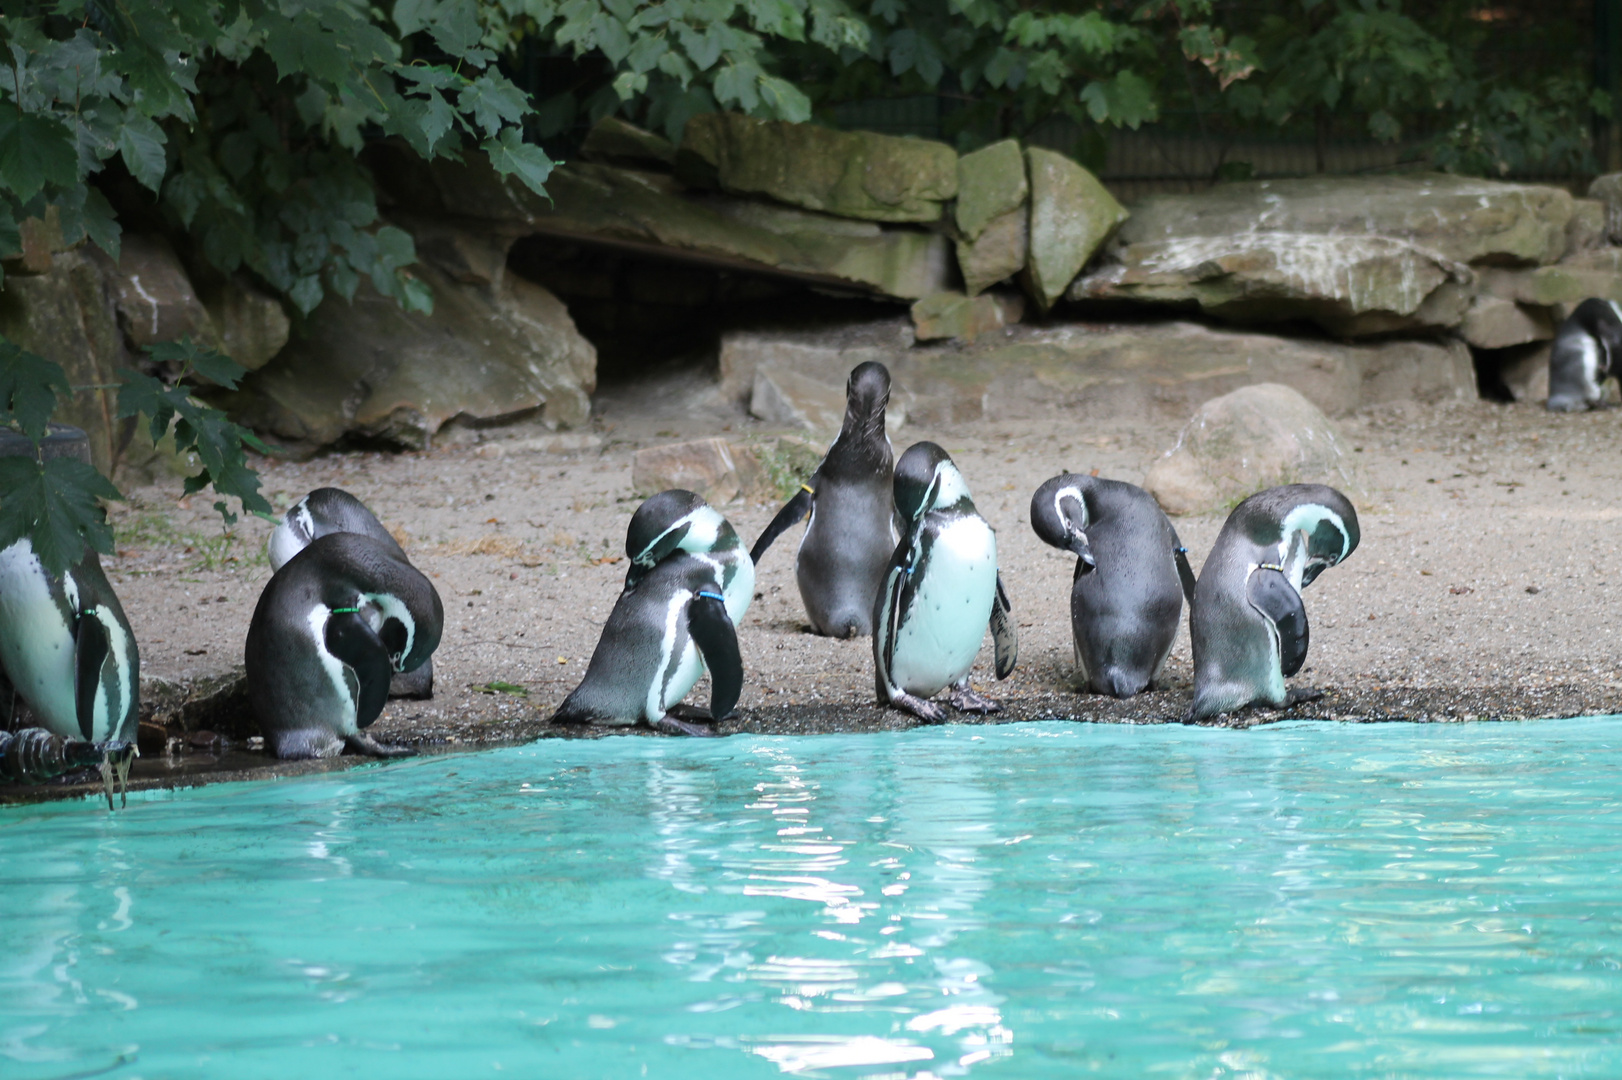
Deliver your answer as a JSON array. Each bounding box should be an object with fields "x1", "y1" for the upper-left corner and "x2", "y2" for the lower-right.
[
  {"x1": 891, "y1": 693, "x2": 948, "y2": 724},
  {"x1": 1284, "y1": 686, "x2": 1325, "y2": 708},
  {"x1": 948, "y1": 686, "x2": 1002, "y2": 714},
  {"x1": 652, "y1": 714, "x2": 719, "y2": 737},
  {"x1": 343, "y1": 733, "x2": 417, "y2": 758},
  {"x1": 97, "y1": 742, "x2": 137, "y2": 811}
]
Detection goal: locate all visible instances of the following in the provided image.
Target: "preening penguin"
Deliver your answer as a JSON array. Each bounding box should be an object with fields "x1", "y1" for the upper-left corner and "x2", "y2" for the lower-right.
[
  {"x1": 1547, "y1": 299, "x2": 1622, "y2": 412},
  {"x1": 0, "y1": 540, "x2": 139, "y2": 803},
  {"x1": 751, "y1": 361, "x2": 897, "y2": 638},
  {"x1": 245, "y1": 532, "x2": 443, "y2": 759},
  {"x1": 873, "y1": 442, "x2": 1017, "y2": 723},
  {"x1": 1186, "y1": 484, "x2": 1359, "y2": 724},
  {"x1": 1030, "y1": 473, "x2": 1195, "y2": 698},
  {"x1": 268, "y1": 487, "x2": 433, "y2": 699},
  {"x1": 552, "y1": 491, "x2": 750, "y2": 737}
]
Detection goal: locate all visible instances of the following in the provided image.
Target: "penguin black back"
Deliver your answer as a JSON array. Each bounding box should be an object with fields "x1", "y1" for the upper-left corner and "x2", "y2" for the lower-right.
[{"x1": 1548, "y1": 299, "x2": 1622, "y2": 412}]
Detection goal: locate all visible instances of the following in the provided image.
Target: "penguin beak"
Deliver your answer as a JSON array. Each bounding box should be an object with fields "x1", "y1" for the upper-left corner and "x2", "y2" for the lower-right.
[{"x1": 1069, "y1": 532, "x2": 1096, "y2": 572}]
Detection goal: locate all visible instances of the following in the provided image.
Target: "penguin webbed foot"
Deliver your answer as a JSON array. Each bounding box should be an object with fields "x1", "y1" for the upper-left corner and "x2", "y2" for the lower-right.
[
  {"x1": 891, "y1": 692, "x2": 948, "y2": 724},
  {"x1": 97, "y1": 741, "x2": 136, "y2": 810},
  {"x1": 948, "y1": 684, "x2": 1002, "y2": 715},
  {"x1": 651, "y1": 713, "x2": 719, "y2": 737},
  {"x1": 343, "y1": 732, "x2": 417, "y2": 758},
  {"x1": 1284, "y1": 686, "x2": 1325, "y2": 708}
]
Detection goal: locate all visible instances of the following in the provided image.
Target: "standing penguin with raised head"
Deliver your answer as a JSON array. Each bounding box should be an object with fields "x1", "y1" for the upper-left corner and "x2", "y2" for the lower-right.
[
  {"x1": 551, "y1": 490, "x2": 752, "y2": 737},
  {"x1": 873, "y1": 442, "x2": 1018, "y2": 722},
  {"x1": 751, "y1": 361, "x2": 897, "y2": 638},
  {"x1": 1030, "y1": 473, "x2": 1196, "y2": 698},
  {"x1": 267, "y1": 487, "x2": 434, "y2": 699},
  {"x1": 246, "y1": 532, "x2": 443, "y2": 759},
  {"x1": 1186, "y1": 483, "x2": 1359, "y2": 723},
  {"x1": 1548, "y1": 299, "x2": 1622, "y2": 411}
]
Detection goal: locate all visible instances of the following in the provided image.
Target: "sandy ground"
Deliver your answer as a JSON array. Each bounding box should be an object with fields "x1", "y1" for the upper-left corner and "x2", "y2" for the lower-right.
[{"x1": 13, "y1": 334, "x2": 1622, "y2": 802}]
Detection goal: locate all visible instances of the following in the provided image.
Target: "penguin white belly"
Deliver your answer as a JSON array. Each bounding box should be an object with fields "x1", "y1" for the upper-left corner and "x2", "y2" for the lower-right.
[
  {"x1": 305, "y1": 606, "x2": 359, "y2": 736},
  {"x1": 0, "y1": 540, "x2": 78, "y2": 737},
  {"x1": 647, "y1": 590, "x2": 705, "y2": 721},
  {"x1": 890, "y1": 519, "x2": 996, "y2": 697}
]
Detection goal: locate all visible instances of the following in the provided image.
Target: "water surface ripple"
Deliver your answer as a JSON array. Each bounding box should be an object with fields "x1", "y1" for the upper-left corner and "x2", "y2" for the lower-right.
[{"x1": 3, "y1": 719, "x2": 1621, "y2": 1078}]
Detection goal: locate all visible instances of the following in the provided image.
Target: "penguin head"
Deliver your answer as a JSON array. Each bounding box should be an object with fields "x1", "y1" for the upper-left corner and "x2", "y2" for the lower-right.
[
  {"x1": 625, "y1": 490, "x2": 735, "y2": 577},
  {"x1": 267, "y1": 497, "x2": 316, "y2": 572},
  {"x1": 894, "y1": 442, "x2": 975, "y2": 522},
  {"x1": 1030, "y1": 474, "x2": 1096, "y2": 572},
  {"x1": 843, "y1": 362, "x2": 891, "y2": 430},
  {"x1": 1244, "y1": 484, "x2": 1359, "y2": 587}
]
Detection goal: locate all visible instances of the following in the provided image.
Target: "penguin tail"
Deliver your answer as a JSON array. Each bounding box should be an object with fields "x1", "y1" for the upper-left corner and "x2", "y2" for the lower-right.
[{"x1": 1102, "y1": 668, "x2": 1143, "y2": 700}]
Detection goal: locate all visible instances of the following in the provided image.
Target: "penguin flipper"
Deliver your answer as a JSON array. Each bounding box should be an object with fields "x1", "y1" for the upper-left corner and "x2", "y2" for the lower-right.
[
  {"x1": 1171, "y1": 532, "x2": 1198, "y2": 605},
  {"x1": 749, "y1": 487, "x2": 813, "y2": 565},
  {"x1": 73, "y1": 613, "x2": 110, "y2": 740},
  {"x1": 687, "y1": 592, "x2": 742, "y2": 722},
  {"x1": 988, "y1": 573, "x2": 1018, "y2": 680},
  {"x1": 1247, "y1": 568, "x2": 1310, "y2": 677},
  {"x1": 324, "y1": 611, "x2": 393, "y2": 729}
]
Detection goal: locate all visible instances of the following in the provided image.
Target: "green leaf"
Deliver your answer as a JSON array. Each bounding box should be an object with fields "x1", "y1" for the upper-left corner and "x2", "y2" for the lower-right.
[
  {"x1": 460, "y1": 74, "x2": 530, "y2": 137},
  {"x1": 0, "y1": 338, "x2": 71, "y2": 440},
  {"x1": 0, "y1": 455, "x2": 119, "y2": 577},
  {"x1": 117, "y1": 113, "x2": 168, "y2": 193},
  {"x1": 0, "y1": 109, "x2": 78, "y2": 203},
  {"x1": 395, "y1": 0, "x2": 438, "y2": 36},
  {"x1": 482, "y1": 128, "x2": 555, "y2": 196},
  {"x1": 145, "y1": 337, "x2": 249, "y2": 390}
]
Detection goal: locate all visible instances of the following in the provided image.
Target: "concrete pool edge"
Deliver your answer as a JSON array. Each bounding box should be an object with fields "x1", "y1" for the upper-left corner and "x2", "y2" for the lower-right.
[{"x1": 4, "y1": 681, "x2": 1618, "y2": 807}]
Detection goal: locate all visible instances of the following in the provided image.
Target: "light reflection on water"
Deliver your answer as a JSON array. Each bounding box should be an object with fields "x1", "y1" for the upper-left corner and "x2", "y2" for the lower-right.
[{"x1": 2, "y1": 719, "x2": 1622, "y2": 1078}]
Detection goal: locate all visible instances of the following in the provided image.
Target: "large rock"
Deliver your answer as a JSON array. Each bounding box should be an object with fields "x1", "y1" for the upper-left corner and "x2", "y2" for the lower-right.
[
  {"x1": 1518, "y1": 249, "x2": 1622, "y2": 306},
  {"x1": 109, "y1": 234, "x2": 218, "y2": 350},
  {"x1": 389, "y1": 157, "x2": 952, "y2": 302},
  {"x1": 680, "y1": 113, "x2": 957, "y2": 223},
  {"x1": 1107, "y1": 174, "x2": 1575, "y2": 267},
  {"x1": 631, "y1": 437, "x2": 744, "y2": 504},
  {"x1": 0, "y1": 250, "x2": 129, "y2": 475},
  {"x1": 909, "y1": 290, "x2": 1021, "y2": 343},
  {"x1": 196, "y1": 275, "x2": 289, "y2": 371},
  {"x1": 954, "y1": 139, "x2": 1029, "y2": 296},
  {"x1": 1589, "y1": 173, "x2": 1622, "y2": 244},
  {"x1": 1023, "y1": 147, "x2": 1127, "y2": 311},
  {"x1": 1143, "y1": 383, "x2": 1359, "y2": 516},
  {"x1": 749, "y1": 362, "x2": 908, "y2": 439},
  {"x1": 581, "y1": 116, "x2": 676, "y2": 168},
  {"x1": 1458, "y1": 293, "x2": 1554, "y2": 349},
  {"x1": 220, "y1": 260, "x2": 595, "y2": 453},
  {"x1": 1073, "y1": 233, "x2": 1473, "y2": 337}
]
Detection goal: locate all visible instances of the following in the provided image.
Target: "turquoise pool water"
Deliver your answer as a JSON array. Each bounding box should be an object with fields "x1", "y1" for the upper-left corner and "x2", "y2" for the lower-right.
[{"x1": 4, "y1": 719, "x2": 1621, "y2": 1079}]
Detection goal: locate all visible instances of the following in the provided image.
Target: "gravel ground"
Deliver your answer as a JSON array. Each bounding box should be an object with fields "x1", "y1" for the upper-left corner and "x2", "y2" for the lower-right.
[{"x1": 12, "y1": 343, "x2": 1622, "y2": 803}]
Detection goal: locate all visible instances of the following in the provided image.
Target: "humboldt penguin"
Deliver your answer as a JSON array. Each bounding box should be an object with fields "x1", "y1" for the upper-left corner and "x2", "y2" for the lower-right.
[
  {"x1": 873, "y1": 442, "x2": 1017, "y2": 722},
  {"x1": 268, "y1": 487, "x2": 433, "y2": 698},
  {"x1": 751, "y1": 361, "x2": 896, "y2": 637},
  {"x1": 1030, "y1": 473, "x2": 1196, "y2": 698},
  {"x1": 1547, "y1": 299, "x2": 1622, "y2": 412},
  {"x1": 0, "y1": 540, "x2": 139, "y2": 804},
  {"x1": 245, "y1": 532, "x2": 443, "y2": 759},
  {"x1": 1186, "y1": 483, "x2": 1359, "y2": 723},
  {"x1": 552, "y1": 491, "x2": 749, "y2": 736}
]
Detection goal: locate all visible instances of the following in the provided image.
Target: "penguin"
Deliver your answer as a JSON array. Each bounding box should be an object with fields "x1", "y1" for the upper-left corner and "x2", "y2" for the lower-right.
[
  {"x1": 1030, "y1": 473, "x2": 1197, "y2": 698},
  {"x1": 750, "y1": 361, "x2": 897, "y2": 638},
  {"x1": 1547, "y1": 299, "x2": 1622, "y2": 411},
  {"x1": 0, "y1": 539, "x2": 139, "y2": 803},
  {"x1": 551, "y1": 491, "x2": 749, "y2": 737},
  {"x1": 267, "y1": 487, "x2": 433, "y2": 699},
  {"x1": 873, "y1": 442, "x2": 1018, "y2": 722},
  {"x1": 245, "y1": 532, "x2": 443, "y2": 759},
  {"x1": 1186, "y1": 483, "x2": 1359, "y2": 724}
]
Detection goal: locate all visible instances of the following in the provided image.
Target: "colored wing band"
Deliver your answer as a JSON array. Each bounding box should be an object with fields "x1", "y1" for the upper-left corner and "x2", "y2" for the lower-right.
[
  {"x1": 330, "y1": 606, "x2": 360, "y2": 614},
  {"x1": 697, "y1": 591, "x2": 725, "y2": 602}
]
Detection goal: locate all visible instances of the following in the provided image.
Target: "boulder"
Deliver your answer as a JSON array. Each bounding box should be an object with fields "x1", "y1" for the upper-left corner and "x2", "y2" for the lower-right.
[
  {"x1": 1519, "y1": 249, "x2": 1622, "y2": 306},
  {"x1": 219, "y1": 261, "x2": 595, "y2": 454},
  {"x1": 1589, "y1": 173, "x2": 1622, "y2": 244},
  {"x1": 109, "y1": 234, "x2": 218, "y2": 350},
  {"x1": 1073, "y1": 233, "x2": 1473, "y2": 337},
  {"x1": 0, "y1": 249, "x2": 130, "y2": 475},
  {"x1": 749, "y1": 362, "x2": 908, "y2": 438},
  {"x1": 1023, "y1": 147, "x2": 1127, "y2": 311},
  {"x1": 717, "y1": 318, "x2": 915, "y2": 404},
  {"x1": 390, "y1": 157, "x2": 952, "y2": 302},
  {"x1": 581, "y1": 116, "x2": 676, "y2": 168},
  {"x1": 196, "y1": 275, "x2": 289, "y2": 371},
  {"x1": 680, "y1": 113, "x2": 957, "y2": 223},
  {"x1": 954, "y1": 139, "x2": 1029, "y2": 296},
  {"x1": 1106, "y1": 174, "x2": 1574, "y2": 267},
  {"x1": 1458, "y1": 293, "x2": 1554, "y2": 349},
  {"x1": 631, "y1": 437, "x2": 743, "y2": 504},
  {"x1": 1143, "y1": 383, "x2": 1359, "y2": 516},
  {"x1": 1567, "y1": 198, "x2": 1607, "y2": 255},
  {"x1": 909, "y1": 290, "x2": 1022, "y2": 343}
]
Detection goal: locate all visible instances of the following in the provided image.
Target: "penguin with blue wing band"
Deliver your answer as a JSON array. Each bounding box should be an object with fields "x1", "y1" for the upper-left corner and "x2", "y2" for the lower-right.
[
  {"x1": 873, "y1": 442, "x2": 1016, "y2": 723},
  {"x1": 751, "y1": 361, "x2": 897, "y2": 638},
  {"x1": 1030, "y1": 473, "x2": 1191, "y2": 699},
  {"x1": 1186, "y1": 483, "x2": 1359, "y2": 723},
  {"x1": 552, "y1": 491, "x2": 750, "y2": 737}
]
